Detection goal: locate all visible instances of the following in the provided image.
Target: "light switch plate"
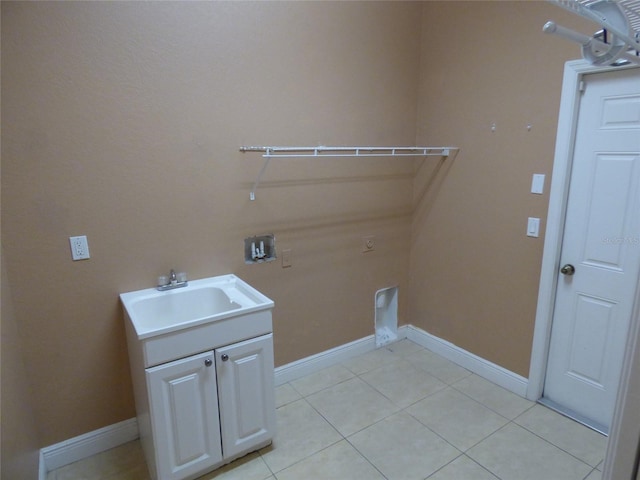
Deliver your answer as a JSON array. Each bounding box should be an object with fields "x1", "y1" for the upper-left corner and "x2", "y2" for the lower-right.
[
  {"x1": 531, "y1": 174, "x2": 545, "y2": 194},
  {"x1": 527, "y1": 218, "x2": 540, "y2": 238}
]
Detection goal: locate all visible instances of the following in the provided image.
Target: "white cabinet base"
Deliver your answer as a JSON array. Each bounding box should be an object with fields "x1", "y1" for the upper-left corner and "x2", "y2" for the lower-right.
[{"x1": 125, "y1": 310, "x2": 275, "y2": 480}]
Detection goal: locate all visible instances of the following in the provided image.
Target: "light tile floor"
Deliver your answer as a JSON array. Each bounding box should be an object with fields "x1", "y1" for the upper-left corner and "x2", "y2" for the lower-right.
[{"x1": 47, "y1": 339, "x2": 607, "y2": 480}]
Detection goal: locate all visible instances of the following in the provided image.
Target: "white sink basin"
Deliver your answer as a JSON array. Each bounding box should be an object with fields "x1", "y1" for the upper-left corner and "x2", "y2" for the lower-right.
[{"x1": 121, "y1": 274, "x2": 274, "y2": 340}]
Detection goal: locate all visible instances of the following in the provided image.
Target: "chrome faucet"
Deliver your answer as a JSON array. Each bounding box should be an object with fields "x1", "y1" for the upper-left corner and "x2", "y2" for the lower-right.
[{"x1": 157, "y1": 269, "x2": 188, "y2": 291}]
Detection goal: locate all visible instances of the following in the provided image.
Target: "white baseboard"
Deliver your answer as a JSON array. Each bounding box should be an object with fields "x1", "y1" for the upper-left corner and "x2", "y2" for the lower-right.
[
  {"x1": 40, "y1": 417, "x2": 139, "y2": 473},
  {"x1": 40, "y1": 324, "x2": 528, "y2": 473},
  {"x1": 274, "y1": 326, "x2": 409, "y2": 385},
  {"x1": 406, "y1": 325, "x2": 529, "y2": 397}
]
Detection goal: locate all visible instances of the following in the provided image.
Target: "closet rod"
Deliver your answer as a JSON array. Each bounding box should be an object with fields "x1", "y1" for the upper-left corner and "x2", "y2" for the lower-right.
[{"x1": 240, "y1": 145, "x2": 459, "y2": 200}]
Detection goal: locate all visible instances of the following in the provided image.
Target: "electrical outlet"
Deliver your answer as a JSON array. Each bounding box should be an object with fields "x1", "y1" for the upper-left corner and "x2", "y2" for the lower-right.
[
  {"x1": 362, "y1": 235, "x2": 376, "y2": 253},
  {"x1": 69, "y1": 235, "x2": 90, "y2": 260}
]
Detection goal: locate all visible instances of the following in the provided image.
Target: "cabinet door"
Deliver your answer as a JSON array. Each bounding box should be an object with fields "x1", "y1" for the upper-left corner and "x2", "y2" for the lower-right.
[
  {"x1": 216, "y1": 334, "x2": 276, "y2": 459},
  {"x1": 147, "y1": 351, "x2": 222, "y2": 480}
]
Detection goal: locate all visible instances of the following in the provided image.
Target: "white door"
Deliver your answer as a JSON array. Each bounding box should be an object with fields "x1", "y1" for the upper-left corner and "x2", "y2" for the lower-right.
[
  {"x1": 147, "y1": 350, "x2": 222, "y2": 480},
  {"x1": 543, "y1": 67, "x2": 640, "y2": 432},
  {"x1": 216, "y1": 334, "x2": 276, "y2": 459}
]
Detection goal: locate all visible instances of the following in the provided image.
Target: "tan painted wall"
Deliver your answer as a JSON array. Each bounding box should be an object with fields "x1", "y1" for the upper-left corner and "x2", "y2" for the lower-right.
[
  {"x1": 411, "y1": 1, "x2": 594, "y2": 377},
  {"x1": 1, "y1": 1, "x2": 421, "y2": 445},
  {"x1": 1, "y1": 0, "x2": 608, "y2": 451},
  {"x1": 1, "y1": 253, "x2": 42, "y2": 479},
  {"x1": 1, "y1": 5, "x2": 43, "y2": 476}
]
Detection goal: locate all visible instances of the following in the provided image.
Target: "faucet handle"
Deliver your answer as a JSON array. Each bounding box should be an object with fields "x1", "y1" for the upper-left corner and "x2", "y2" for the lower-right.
[{"x1": 156, "y1": 269, "x2": 187, "y2": 290}]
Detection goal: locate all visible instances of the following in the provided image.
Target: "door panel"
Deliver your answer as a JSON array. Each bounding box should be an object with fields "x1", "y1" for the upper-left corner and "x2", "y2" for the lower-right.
[
  {"x1": 600, "y1": 94, "x2": 640, "y2": 129},
  {"x1": 568, "y1": 294, "x2": 615, "y2": 386},
  {"x1": 544, "y1": 67, "x2": 640, "y2": 431},
  {"x1": 583, "y1": 155, "x2": 635, "y2": 269}
]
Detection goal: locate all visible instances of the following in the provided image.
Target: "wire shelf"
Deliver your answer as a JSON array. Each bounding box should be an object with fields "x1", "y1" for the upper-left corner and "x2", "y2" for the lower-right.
[{"x1": 240, "y1": 145, "x2": 459, "y2": 200}]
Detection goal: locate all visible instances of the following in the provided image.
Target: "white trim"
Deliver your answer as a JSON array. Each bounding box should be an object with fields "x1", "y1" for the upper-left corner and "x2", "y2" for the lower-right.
[
  {"x1": 603, "y1": 273, "x2": 640, "y2": 479},
  {"x1": 274, "y1": 325, "x2": 527, "y2": 396},
  {"x1": 39, "y1": 450, "x2": 47, "y2": 480},
  {"x1": 527, "y1": 59, "x2": 585, "y2": 401},
  {"x1": 274, "y1": 326, "x2": 409, "y2": 385},
  {"x1": 40, "y1": 417, "x2": 139, "y2": 472},
  {"x1": 527, "y1": 59, "x2": 640, "y2": 402},
  {"x1": 42, "y1": 325, "x2": 531, "y2": 473},
  {"x1": 406, "y1": 325, "x2": 528, "y2": 397}
]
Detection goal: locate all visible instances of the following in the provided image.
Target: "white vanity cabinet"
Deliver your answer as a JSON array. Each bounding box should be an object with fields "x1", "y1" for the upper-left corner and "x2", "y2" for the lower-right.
[
  {"x1": 145, "y1": 334, "x2": 275, "y2": 480},
  {"x1": 121, "y1": 275, "x2": 276, "y2": 480}
]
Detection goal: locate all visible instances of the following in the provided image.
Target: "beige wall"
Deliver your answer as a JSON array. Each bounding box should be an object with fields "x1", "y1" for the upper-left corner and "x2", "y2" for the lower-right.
[
  {"x1": 1, "y1": 253, "x2": 41, "y2": 478},
  {"x1": 1, "y1": 4, "x2": 43, "y2": 476},
  {"x1": 1, "y1": 0, "x2": 608, "y2": 454},
  {"x1": 412, "y1": 1, "x2": 594, "y2": 377},
  {"x1": 1, "y1": 1, "x2": 421, "y2": 445}
]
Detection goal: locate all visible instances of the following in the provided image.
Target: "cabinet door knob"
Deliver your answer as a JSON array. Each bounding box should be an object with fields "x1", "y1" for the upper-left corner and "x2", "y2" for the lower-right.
[
  {"x1": 204, "y1": 358, "x2": 213, "y2": 367},
  {"x1": 221, "y1": 354, "x2": 229, "y2": 362}
]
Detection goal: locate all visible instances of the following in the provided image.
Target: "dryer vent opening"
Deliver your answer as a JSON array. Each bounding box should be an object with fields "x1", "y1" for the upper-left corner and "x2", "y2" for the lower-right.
[{"x1": 375, "y1": 287, "x2": 398, "y2": 347}]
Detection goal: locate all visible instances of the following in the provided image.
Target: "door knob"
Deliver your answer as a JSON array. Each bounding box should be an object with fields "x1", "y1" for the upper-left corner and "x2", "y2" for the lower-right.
[
  {"x1": 561, "y1": 264, "x2": 575, "y2": 276},
  {"x1": 204, "y1": 358, "x2": 213, "y2": 367},
  {"x1": 221, "y1": 354, "x2": 229, "y2": 362}
]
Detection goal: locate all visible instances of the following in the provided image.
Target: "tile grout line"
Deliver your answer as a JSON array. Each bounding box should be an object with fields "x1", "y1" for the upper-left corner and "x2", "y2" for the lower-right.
[
  {"x1": 403, "y1": 340, "x2": 604, "y2": 474},
  {"x1": 290, "y1": 339, "x2": 510, "y2": 475},
  {"x1": 261, "y1": 436, "x2": 347, "y2": 479},
  {"x1": 342, "y1": 436, "x2": 391, "y2": 480},
  {"x1": 582, "y1": 466, "x2": 599, "y2": 480},
  {"x1": 465, "y1": 453, "x2": 505, "y2": 480},
  {"x1": 423, "y1": 453, "x2": 504, "y2": 480},
  {"x1": 510, "y1": 416, "x2": 604, "y2": 470},
  {"x1": 260, "y1": 396, "x2": 344, "y2": 476},
  {"x1": 412, "y1": 406, "x2": 509, "y2": 457},
  {"x1": 267, "y1": 390, "x2": 396, "y2": 480},
  {"x1": 287, "y1": 345, "x2": 458, "y2": 480},
  {"x1": 468, "y1": 417, "x2": 599, "y2": 476},
  {"x1": 302, "y1": 391, "x2": 393, "y2": 478},
  {"x1": 421, "y1": 452, "x2": 465, "y2": 480},
  {"x1": 286, "y1": 347, "x2": 591, "y2": 480},
  {"x1": 447, "y1": 374, "x2": 536, "y2": 420}
]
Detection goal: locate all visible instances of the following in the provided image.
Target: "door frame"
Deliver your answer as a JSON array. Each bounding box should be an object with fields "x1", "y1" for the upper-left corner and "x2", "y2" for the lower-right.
[{"x1": 527, "y1": 59, "x2": 640, "y2": 479}]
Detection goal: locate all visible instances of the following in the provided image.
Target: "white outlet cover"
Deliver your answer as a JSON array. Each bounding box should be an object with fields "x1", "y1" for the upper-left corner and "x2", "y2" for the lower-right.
[{"x1": 69, "y1": 235, "x2": 90, "y2": 260}]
